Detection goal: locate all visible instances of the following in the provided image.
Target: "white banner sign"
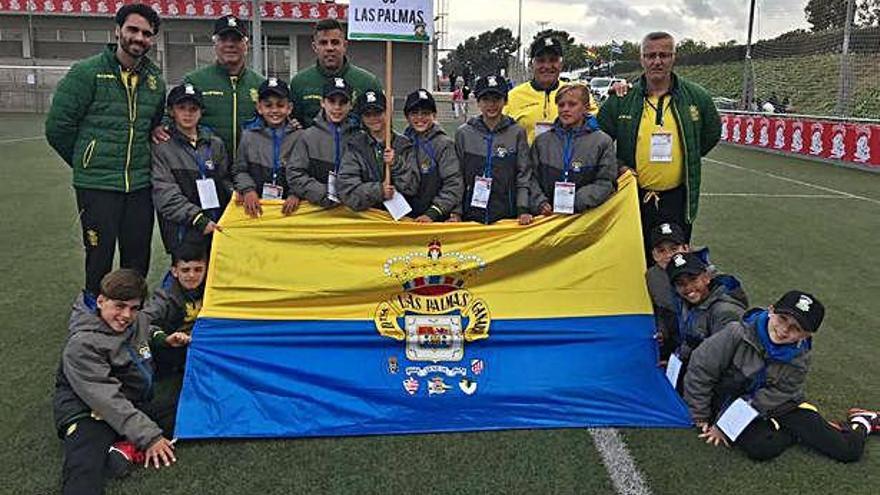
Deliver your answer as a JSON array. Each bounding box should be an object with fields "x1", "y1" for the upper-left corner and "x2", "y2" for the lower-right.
[{"x1": 348, "y1": 0, "x2": 433, "y2": 43}]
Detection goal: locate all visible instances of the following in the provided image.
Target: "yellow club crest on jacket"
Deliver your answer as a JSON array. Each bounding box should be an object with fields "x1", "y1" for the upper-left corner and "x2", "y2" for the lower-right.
[
  {"x1": 374, "y1": 239, "x2": 491, "y2": 363},
  {"x1": 250, "y1": 87, "x2": 258, "y2": 103}
]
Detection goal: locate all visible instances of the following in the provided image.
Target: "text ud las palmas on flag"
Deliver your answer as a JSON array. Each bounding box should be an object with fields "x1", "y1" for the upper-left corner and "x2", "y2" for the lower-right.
[{"x1": 176, "y1": 174, "x2": 691, "y2": 438}]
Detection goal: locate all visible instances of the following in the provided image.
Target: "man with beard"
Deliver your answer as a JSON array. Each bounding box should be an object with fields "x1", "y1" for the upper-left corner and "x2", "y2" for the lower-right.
[
  {"x1": 290, "y1": 19, "x2": 382, "y2": 129},
  {"x1": 598, "y1": 31, "x2": 720, "y2": 255},
  {"x1": 46, "y1": 4, "x2": 166, "y2": 302},
  {"x1": 505, "y1": 35, "x2": 598, "y2": 144},
  {"x1": 154, "y1": 15, "x2": 264, "y2": 163}
]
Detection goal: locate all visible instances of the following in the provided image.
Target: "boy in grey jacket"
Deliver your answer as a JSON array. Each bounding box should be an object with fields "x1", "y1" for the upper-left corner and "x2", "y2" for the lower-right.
[
  {"x1": 685, "y1": 290, "x2": 880, "y2": 462},
  {"x1": 338, "y1": 89, "x2": 418, "y2": 212},
  {"x1": 53, "y1": 270, "x2": 179, "y2": 495},
  {"x1": 401, "y1": 89, "x2": 463, "y2": 222},
  {"x1": 233, "y1": 78, "x2": 301, "y2": 217},
  {"x1": 288, "y1": 77, "x2": 360, "y2": 209},
  {"x1": 530, "y1": 84, "x2": 616, "y2": 215},
  {"x1": 455, "y1": 74, "x2": 533, "y2": 225},
  {"x1": 151, "y1": 83, "x2": 230, "y2": 253}
]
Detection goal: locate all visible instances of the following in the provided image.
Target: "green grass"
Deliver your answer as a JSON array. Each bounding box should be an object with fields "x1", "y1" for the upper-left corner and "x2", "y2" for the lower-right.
[
  {"x1": 2, "y1": 113, "x2": 879, "y2": 494},
  {"x1": 620, "y1": 53, "x2": 880, "y2": 119}
]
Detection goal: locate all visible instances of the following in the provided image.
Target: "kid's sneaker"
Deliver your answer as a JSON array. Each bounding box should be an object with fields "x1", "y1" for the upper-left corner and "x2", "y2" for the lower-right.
[
  {"x1": 847, "y1": 408, "x2": 880, "y2": 434},
  {"x1": 106, "y1": 441, "x2": 145, "y2": 478}
]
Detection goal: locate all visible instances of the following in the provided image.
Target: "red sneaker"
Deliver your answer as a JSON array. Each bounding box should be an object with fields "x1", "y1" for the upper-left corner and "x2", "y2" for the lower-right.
[{"x1": 847, "y1": 408, "x2": 880, "y2": 434}]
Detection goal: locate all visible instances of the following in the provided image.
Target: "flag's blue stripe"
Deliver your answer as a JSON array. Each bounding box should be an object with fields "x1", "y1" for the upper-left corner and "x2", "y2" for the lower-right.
[{"x1": 176, "y1": 315, "x2": 692, "y2": 438}]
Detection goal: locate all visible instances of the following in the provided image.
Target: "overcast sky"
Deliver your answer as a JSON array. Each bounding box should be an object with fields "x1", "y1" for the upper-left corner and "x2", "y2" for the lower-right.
[{"x1": 442, "y1": 0, "x2": 810, "y2": 51}]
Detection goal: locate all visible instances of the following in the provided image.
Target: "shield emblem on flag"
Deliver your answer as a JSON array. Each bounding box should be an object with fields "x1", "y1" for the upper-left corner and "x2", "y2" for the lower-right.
[{"x1": 406, "y1": 315, "x2": 463, "y2": 362}]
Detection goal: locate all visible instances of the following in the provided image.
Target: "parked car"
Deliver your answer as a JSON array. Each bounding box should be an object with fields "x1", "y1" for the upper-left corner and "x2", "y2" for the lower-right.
[{"x1": 589, "y1": 77, "x2": 627, "y2": 102}]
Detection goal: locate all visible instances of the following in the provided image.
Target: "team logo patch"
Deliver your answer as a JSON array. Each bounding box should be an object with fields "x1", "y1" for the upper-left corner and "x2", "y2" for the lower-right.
[
  {"x1": 689, "y1": 105, "x2": 700, "y2": 122},
  {"x1": 570, "y1": 160, "x2": 583, "y2": 172},
  {"x1": 375, "y1": 239, "x2": 490, "y2": 397},
  {"x1": 673, "y1": 254, "x2": 686, "y2": 267},
  {"x1": 660, "y1": 223, "x2": 672, "y2": 235},
  {"x1": 796, "y1": 295, "x2": 813, "y2": 312},
  {"x1": 366, "y1": 91, "x2": 377, "y2": 103},
  {"x1": 138, "y1": 344, "x2": 152, "y2": 360},
  {"x1": 495, "y1": 146, "x2": 510, "y2": 158},
  {"x1": 249, "y1": 87, "x2": 258, "y2": 103},
  {"x1": 184, "y1": 84, "x2": 195, "y2": 95},
  {"x1": 85, "y1": 229, "x2": 99, "y2": 247},
  {"x1": 147, "y1": 75, "x2": 158, "y2": 91}
]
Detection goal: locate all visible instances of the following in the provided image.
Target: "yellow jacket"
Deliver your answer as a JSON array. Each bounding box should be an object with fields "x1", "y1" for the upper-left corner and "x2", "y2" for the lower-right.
[{"x1": 504, "y1": 80, "x2": 598, "y2": 144}]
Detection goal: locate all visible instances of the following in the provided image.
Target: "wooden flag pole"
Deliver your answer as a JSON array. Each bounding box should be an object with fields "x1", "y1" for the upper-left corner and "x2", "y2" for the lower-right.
[{"x1": 384, "y1": 40, "x2": 393, "y2": 187}]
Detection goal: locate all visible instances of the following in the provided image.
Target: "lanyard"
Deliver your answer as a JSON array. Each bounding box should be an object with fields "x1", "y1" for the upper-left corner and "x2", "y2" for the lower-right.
[
  {"x1": 560, "y1": 130, "x2": 574, "y2": 182},
  {"x1": 333, "y1": 123, "x2": 342, "y2": 174},
  {"x1": 271, "y1": 127, "x2": 282, "y2": 184},
  {"x1": 483, "y1": 132, "x2": 495, "y2": 179},
  {"x1": 186, "y1": 140, "x2": 213, "y2": 180},
  {"x1": 645, "y1": 95, "x2": 669, "y2": 126},
  {"x1": 415, "y1": 135, "x2": 438, "y2": 173}
]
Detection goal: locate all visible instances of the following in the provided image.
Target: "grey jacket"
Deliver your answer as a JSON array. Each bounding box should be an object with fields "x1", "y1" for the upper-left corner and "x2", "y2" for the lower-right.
[
  {"x1": 402, "y1": 124, "x2": 464, "y2": 220},
  {"x1": 232, "y1": 118, "x2": 301, "y2": 197},
  {"x1": 338, "y1": 130, "x2": 418, "y2": 211},
  {"x1": 287, "y1": 112, "x2": 360, "y2": 207},
  {"x1": 151, "y1": 126, "x2": 231, "y2": 251},
  {"x1": 53, "y1": 294, "x2": 163, "y2": 449},
  {"x1": 684, "y1": 309, "x2": 811, "y2": 423},
  {"x1": 529, "y1": 117, "x2": 617, "y2": 213},
  {"x1": 454, "y1": 116, "x2": 532, "y2": 223},
  {"x1": 141, "y1": 276, "x2": 204, "y2": 348},
  {"x1": 674, "y1": 282, "x2": 747, "y2": 362}
]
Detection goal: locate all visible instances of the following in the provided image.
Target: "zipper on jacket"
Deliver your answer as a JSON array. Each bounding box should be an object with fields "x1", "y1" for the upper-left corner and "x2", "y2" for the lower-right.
[
  {"x1": 671, "y1": 101, "x2": 690, "y2": 222},
  {"x1": 121, "y1": 70, "x2": 138, "y2": 193},
  {"x1": 231, "y1": 76, "x2": 239, "y2": 159},
  {"x1": 82, "y1": 139, "x2": 97, "y2": 168}
]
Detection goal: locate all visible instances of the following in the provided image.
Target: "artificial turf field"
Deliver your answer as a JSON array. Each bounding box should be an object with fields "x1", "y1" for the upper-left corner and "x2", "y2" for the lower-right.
[{"x1": 2, "y1": 112, "x2": 879, "y2": 494}]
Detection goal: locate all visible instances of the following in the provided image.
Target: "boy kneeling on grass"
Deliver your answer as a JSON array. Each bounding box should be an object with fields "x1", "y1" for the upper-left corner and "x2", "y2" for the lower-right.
[
  {"x1": 142, "y1": 242, "x2": 208, "y2": 378},
  {"x1": 529, "y1": 83, "x2": 617, "y2": 217},
  {"x1": 684, "y1": 290, "x2": 880, "y2": 462},
  {"x1": 54, "y1": 269, "x2": 177, "y2": 495},
  {"x1": 233, "y1": 78, "x2": 302, "y2": 218}
]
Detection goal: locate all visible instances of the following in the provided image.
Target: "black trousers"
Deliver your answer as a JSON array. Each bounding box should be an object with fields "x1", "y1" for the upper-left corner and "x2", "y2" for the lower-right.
[
  {"x1": 61, "y1": 399, "x2": 177, "y2": 495},
  {"x1": 736, "y1": 408, "x2": 867, "y2": 463},
  {"x1": 75, "y1": 188, "x2": 154, "y2": 295},
  {"x1": 638, "y1": 184, "x2": 692, "y2": 265}
]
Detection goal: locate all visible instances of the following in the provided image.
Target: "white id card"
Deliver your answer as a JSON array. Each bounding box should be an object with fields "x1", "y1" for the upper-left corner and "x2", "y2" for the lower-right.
[
  {"x1": 535, "y1": 121, "x2": 553, "y2": 138},
  {"x1": 383, "y1": 190, "x2": 412, "y2": 221},
  {"x1": 665, "y1": 353, "x2": 683, "y2": 388},
  {"x1": 261, "y1": 183, "x2": 283, "y2": 200},
  {"x1": 327, "y1": 171, "x2": 340, "y2": 203},
  {"x1": 470, "y1": 176, "x2": 493, "y2": 209},
  {"x1": 650, "y1": 132, "x2": 674, "y2": 162},
  {"x1": 196, "y1": 178, "x2": 220, "y2": 209},
  {"x1": 716, "y1": 398, "x2": 760, "y2": 442},
  {"x1": 553, "y1": 181, "x2": 575, "y2": 214}
]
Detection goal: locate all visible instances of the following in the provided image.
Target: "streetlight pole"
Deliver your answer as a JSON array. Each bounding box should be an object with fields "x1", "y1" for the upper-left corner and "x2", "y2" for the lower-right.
[
  {"x1": 251, "y1": 0, "x2": 263, "y2": 75},
  {"x1": 740, "y1": 0, "x2": 756, "y2": 110}
]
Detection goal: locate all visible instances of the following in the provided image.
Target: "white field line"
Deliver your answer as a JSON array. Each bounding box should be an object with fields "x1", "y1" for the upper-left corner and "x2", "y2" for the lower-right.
[
  {"x1": 701, "y1": 193, "x2": 851, "y2": 199},
  {"x1": 0, "y1": 135, "x2": 43, "y2": 144},
  {"x1": 588, "y1": 428, "x2": 653, "y2": 495},
  {"x1": 705, "y1": 157, "x2": 880, "y2": 206}
]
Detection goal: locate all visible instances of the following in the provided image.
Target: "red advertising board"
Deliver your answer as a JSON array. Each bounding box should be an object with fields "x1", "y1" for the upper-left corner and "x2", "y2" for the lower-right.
[
  {"x1": 720, "y1": 112, "x2": 880, "y2": 168},
  {"x1": 0, "y1": 0, "x2": 347, "y2": 21}
]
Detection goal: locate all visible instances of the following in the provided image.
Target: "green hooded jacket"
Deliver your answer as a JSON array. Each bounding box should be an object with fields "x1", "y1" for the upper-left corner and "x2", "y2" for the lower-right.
[
  {"x1": 45, "y1": 44, "x2": 166, "y2": 192},
  {"x1": 597, "y1": 73, "x2": 721, "y2": 223}
]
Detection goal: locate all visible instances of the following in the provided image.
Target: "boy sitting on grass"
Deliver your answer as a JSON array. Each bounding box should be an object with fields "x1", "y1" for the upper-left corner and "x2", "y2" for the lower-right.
[{"x1": 53, "y1": 269, "x2": 177, "y2": 495}]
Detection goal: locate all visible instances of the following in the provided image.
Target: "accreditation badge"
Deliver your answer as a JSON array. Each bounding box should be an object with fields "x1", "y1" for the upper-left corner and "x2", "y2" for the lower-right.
[
  {"x1": 261, "y1": 183, "x2": 283, "y2": 200},
  {"x1": 553, "y1": 181, "x2": 576, "y2": 215},
  {"x1": 470, "y1": 176, "x2": 492, "y2": 209},
  {"x1": 196, "y1": 178, "x2": 220, "y2": 209},
  {"x1": 326, "y1": 171, "x2": 340, "y2": 203},
  {"x1": 650, "y1": 132, "x2": 674, "y2": 162}
]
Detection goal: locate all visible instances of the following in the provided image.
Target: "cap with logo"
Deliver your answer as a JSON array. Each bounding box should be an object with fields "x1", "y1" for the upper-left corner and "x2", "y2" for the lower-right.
[
  {"x1": 354, "y1": 89, "x2": 387, "y2": 115},
  {"x1": 323, "y1": 77, "x2": 353, "y2": 100},
  {"x1": 167, "y1": 83, "x2": 204, "y2": 108},
  {"x1": 474, "y1": 74, "x2": 509, "y2": 99},
  {"x1": 214, "y1": 15, "x2": 248, "y2": 38},
  {"x1": 650, "y1": 222, "x2": 687, "y2": 248},
  {"x1": 530, "y1": 36, "x2": 563, "y2": 58},
  {"x1": 773, "y1": 290, "x2": 824, "y2": 333},
  {"x1": 404, "y1": 89, "x2": 437, "y2": 113},
  {"x1": 258, "y1": 77, "x2": 290, "y2": 100},
  {"x1": 665, "y1": 252, "x2": 708, "y2": 282}
]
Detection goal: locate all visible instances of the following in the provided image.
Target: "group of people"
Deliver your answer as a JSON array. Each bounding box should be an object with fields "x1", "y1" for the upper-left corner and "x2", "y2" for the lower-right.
[{"x1": 43, "y1": 5, "x2": 877, "y2": 495}]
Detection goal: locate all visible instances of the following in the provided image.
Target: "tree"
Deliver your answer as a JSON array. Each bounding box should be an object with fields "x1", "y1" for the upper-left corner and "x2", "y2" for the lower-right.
[
  {"x1": 858, "y1": 0, "x2": 880, "y2": 25},
  {"x1": 805, "y1": 0, "x2": 849, "y2": 31},
  {"x1": 440, "y1": 28, "x2": 519, "y2": 80},
  {"x1": 676, "y1": 38, "x2": 709, "y2": 56}
]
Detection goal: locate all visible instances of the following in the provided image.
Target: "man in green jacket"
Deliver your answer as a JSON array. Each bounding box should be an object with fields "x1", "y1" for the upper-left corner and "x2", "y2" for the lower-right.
[
  {"x1": 597, "y1": 31, "x2": 720, "y2": 259},
  {"x1": 290, "y1": 19, "x2": 383, "y2": 129},
  {"x1": 45, "y1": 4, "x2": 166, "y2": 300},
  {"x1": 153, "y1": 15, "x2": 264, "y2": 163}
]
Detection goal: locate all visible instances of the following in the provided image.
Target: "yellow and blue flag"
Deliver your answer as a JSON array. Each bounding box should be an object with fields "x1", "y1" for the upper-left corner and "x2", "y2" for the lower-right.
[{"x1": 176, "y1": 174, "x2": 691, "y2": 438}]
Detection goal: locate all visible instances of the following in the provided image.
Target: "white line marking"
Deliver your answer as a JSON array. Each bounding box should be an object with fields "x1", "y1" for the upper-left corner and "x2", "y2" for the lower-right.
[
  {"x1": 0, "y1": 136, "x2": 43, "y2": 144},
  {"x1": 588, "y1": 428, "x2": 652, "y2": 495},
  {"x1": 701, "y1": 193, "x2": 851, "y2": 199},
  {"x1": 706, "y1": 157, "x2": 880, "y2": 206}
]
